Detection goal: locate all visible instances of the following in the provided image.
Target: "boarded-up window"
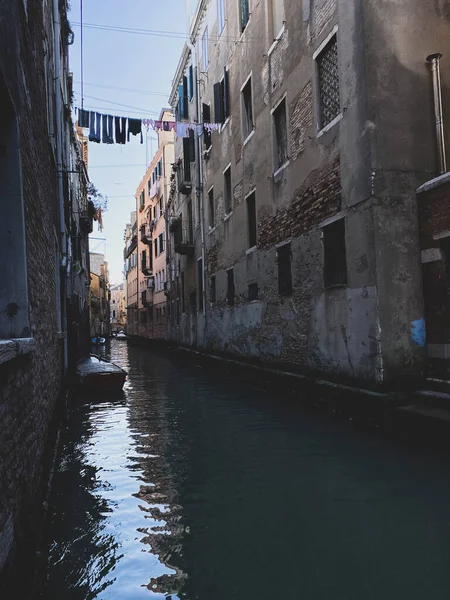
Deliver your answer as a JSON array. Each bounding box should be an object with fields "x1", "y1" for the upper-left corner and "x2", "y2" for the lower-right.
[
  {"x1": 227, "y1": 268, "x2": 235, "y2": 306},
  {"x1": 323, "y1": 219, "x2": 347, "y2": 287},
  {"x1": 273, "y1": 98, "x2": 288, "y2": 168},
  {"x1": 317, "y1": 35, "x2": 340, "y2": 128},
  {"x1": 246, "y1": 191, "x2": 257, "y2": 248},
  {"x1": 248, "y1": 282, "x2": 258, "y2": 301},
  {"x1": 224, "y1": 166, "x2": 232, "y2": 214},
  {"x1": 242, "y1": 77, "x2": 253, "y2": 139},
  {"x1": 208, "y1": 187, "x2": 215, "y2": 228},
  {"x1": 213, "y1": 68, "x2": 230, "y2": 124},
  {"x1": 277, "y1": 242, "x2": 292, "y2": 295},
  {"x1": 210, "y1": 275, "x2": 216, "y2": 303},
  {"x1": 240, "y1": 0, "x2": 250, "y2": 32}
]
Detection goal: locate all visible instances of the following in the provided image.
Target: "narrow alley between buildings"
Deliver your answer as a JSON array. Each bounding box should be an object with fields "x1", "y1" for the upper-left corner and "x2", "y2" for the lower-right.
[{"x1": 38, "y1": 340, "x2": 450, "y2": 600}]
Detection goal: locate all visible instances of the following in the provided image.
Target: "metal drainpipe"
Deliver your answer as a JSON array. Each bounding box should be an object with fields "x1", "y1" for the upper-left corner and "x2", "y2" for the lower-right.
[
  {"x1": 426, "y1": 53, "x2": 447, "y2": 175},
  {"x1": 53, "y1": 0, "x2": 68, "y2": 370}
]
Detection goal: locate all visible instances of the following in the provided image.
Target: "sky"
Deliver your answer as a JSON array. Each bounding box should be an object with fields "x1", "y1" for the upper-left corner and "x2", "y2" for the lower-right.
[{"x1": 69, "y1": 0, "x2": 188, "y2": 284}]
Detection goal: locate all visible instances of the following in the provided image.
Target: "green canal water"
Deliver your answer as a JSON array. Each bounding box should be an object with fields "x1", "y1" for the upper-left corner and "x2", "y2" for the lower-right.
[{"x1": 41, "y1": 341, "x2": 450, "y2": 599}]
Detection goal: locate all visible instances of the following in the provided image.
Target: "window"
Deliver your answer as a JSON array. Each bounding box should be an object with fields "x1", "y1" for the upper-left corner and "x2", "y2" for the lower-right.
[
  {"x1": 246, "y1": 191, "x2": 257, "y2": 248},
  {"x1": 273, "y1": 98, "x2": 288, "y2": 169},
  {"x1": 159, "y1": 196, "x2": 164, "y2": 219},
  {"x1": 270, "y1": 0, "x2": 284, "y2": 39},
  {"x1": 224, "y1": 166, "x2": 232, "y2": 215},
  {"x1": 218, "y1": 0, "x2": 226, "y2": 33},
  {"x1": 317, "y1": 34, "x2": 340, "y2": 129},
  {"x1": 178, "y1": 77, "x2": 189, "y2": 120},
  {"x1": 198, "y1": 258, "x2": 204, "y2": 311},
  {"x1": 112, "y1": 299, "x2": 116, "y2": 304},
  {"x1": 241, "y1": 76, "x2": 253, "y2": 139},
  {"x1": 248, "y1": 282, "x2": 258, "y2": 301},
  {"x1": 277, "y1": 242, "x2": 292, "y2": 295},
  {"x1": 203, "y1": 103, "x2": 212, "y2": 149},
  {"x1": 158, "y1": 233, "x2": 165, "y2": 255},
  {"x1": 323, "y1": 219, "x2": 347, "y2": 287},
  {"x1": 112, "y1": 309, "x2": 116, "y2": 318},
  {"x1": 154, "y1": 239, "x2": 158, "y2": 258},
  {"x1": 187, "y1": 65, "x2": 194, "y2": 101},
  {"x1": 140, "y1": 310, "x2": 147, "y2": 324},
  {"x1": 139, "y1": 190, "x2": 145, "y2": 210},
  {"x1": 190, "y1": 291, "x2": 197, "y2": 314},
  {"x1": 210, "y1": 275, "x2": 216, "y2": 304},
  {"x1": 208, "y1": 187, "x2": 215, "y2": 228},
  {"x1": 227, "y1": 268, "x2": 235, "y2": 306},
  {"x1": 202, "y1": 27, "x2": 209, "y2": 71},
  {"x1": 158, "y1": 159, "x2": 163, "y2": 177},
  {"x1": 213, "y1": 68, "x2": 230, "y2": 124},
  {"x1": 181, "y1": 272, "x2": 185, "y2": 313},
  {"x1": 239, "y1": 0, "x2": 250, "y2": 32}
]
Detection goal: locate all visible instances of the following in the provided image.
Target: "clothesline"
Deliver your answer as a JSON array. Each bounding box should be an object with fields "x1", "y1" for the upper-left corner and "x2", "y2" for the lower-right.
[{"x1": 75, "y1": 107, "x2": 221, "y2": 145}]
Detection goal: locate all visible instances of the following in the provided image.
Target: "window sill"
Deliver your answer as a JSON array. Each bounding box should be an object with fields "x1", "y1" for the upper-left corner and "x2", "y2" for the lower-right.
[
  {"x1": 208, "y1": 226, "x2": 216, "y2": 235},
  {"x1": 224, "y1": 211, "x2": 233, "y2": 221},
  {"x1": 239, "y1": 18, "x2": 251, "y2": 41},
  {"x1": 324, "y1": 283, "x2": 347, "y2": 291},
  {"x1": 273, "y1": 160, "x2": 290, "y2": 181},
  {"x1": 243, "y1": 129, "x2": 255, "y2": 147},
  {"x1": 0, "y1": 338, "x2": 36, "y2": 365},
  {"x1": 317, "y1": 113, "x2": 343, "y2": 138},
  {"x1": 246, "y1": 245, "x2": 257, "y2": 255},
  {"x1": 268, "y1": 23, "x2": 286, "y2": 55},
  {"x1": 220, "y1": 117, "x2": 230, "y2": 133}
]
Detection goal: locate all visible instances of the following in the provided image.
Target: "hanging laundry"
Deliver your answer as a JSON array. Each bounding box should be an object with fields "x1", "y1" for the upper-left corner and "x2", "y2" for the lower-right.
[
  {"x1": 163, "y1": 121, "x2": 170, "y2": 131},
  {"x1": 153, "y1": 120, "x2": 163, "y2": 131},
  {"x1": 115, "y1": 116, "x2": 127, "y2": 144},
  {"x1": 78, "y1": 109, "x2": 90, "y2": 128},
  {"x1": 204, "y1": 122, "x2": 220, "y2": 133},
  {"x1": 176, "y1": 122, "x2": 190, "y2": 137},
  {"x1": 102, "y1": 114, "x2": 114, "y2": 144},
  {"x1": 128, "y1": 118, "x2": 143, "y2": 143},
  {"x1": 89, "y1": 112, "x2": 101, "y2": 143}
]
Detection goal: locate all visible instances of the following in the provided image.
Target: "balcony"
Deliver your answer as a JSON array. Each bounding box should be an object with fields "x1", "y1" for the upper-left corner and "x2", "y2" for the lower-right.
[
  {"x1": 171, "y1": 217, "x2": 195, "y2": 255},
  {"x1": 141, "y1": 257, "x2": 153, "y2": 276},
  {"x1": 124, "y1": 234, "x2": 137, "y2": 259},
  {"x1": 140, "y1": 223, "x2": 152, "y2": 245},
  {"x1": 80, "y1": 211, "x2": 93, "y2": 234},
  {"x1": 141, "y1": 290, "x2": 152, "y2": 307},
  {"x1": 176, "y1": 160, "x2": 192, "y2": 195}
]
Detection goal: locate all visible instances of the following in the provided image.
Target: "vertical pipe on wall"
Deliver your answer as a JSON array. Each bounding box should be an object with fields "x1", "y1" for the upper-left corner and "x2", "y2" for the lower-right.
[{"x1": 427, "y1": 53, "x2": 447, "y2": 175}]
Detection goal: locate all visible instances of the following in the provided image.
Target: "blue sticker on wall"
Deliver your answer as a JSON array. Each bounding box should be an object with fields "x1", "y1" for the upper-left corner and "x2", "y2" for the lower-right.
[{"x1": 411, "y1": 318, "x2": 426, "y2": 347}]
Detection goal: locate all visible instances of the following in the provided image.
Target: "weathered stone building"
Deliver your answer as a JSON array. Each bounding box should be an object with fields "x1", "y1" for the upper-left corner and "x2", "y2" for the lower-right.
[
  {"x1": 89, "y1": 253, "x2": 110, "y2": 338},
  {"x1": 0, "y1": 0, "x2": 91, "y2": 588},
  {"x1": 167, "y1": 0, "x2": 450, "y2": 386},
  {"x1": 124, "y1": 211, "x2": 138, "y2": 335},
  {"x1": 110, "y1": 283, "x2": 127, "y2": 332},
  {"x1": 131, "y1": 110, "x2": 175, "y2": 340}
]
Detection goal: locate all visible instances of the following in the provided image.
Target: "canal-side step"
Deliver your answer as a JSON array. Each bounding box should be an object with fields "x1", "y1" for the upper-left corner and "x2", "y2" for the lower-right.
[
  {"x1": 411, "y1": 389, "x2": 450, "y2": 410},
  {"x1": 396, "y1": 404, "x2": 450, "y2": 423}
]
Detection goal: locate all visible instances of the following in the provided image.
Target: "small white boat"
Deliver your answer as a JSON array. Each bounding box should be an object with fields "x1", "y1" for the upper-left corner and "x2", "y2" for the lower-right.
[{"x1": 116, "y1": 331, "x2": 127, "y2": 340}]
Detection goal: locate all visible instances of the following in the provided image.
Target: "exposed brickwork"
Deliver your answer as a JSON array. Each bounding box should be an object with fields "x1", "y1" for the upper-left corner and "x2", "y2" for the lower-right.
[
  {"x1": 0, "y1": 0, "x2": 72, "y2": 586},
  {"x1": 418, "y1": 179, "x2": 450, "y2": 248},
  {"x1": 290, "y1": 82, "x2": 313, "y2": 161},
  {"x1": 258, "y1": 159, "x2": 341, "y2": 249},
  {"x1": 205, "y1": 244, "x2": 219, "y2": 276},
  {"x1": 418, "y1": 179, "x2": 450, "y2": 347},
  {"x1": 269, "y1": 28, "x2": 289, "y2": 93},
  {"x1": 314, "y1": 0, "x2": 337, "y2": 38},
  {"x1": 233, "y1": 180, "x2": 244, "y2": 206}
]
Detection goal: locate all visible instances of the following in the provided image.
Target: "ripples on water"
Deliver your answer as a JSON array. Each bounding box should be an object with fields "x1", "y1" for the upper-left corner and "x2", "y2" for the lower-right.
[{"x1": 43, "y1": 341, "x2": 450, "y2": 599}]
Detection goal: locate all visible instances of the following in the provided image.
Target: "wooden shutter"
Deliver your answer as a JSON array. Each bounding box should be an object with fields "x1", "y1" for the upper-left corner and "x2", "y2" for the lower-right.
[
  {"x1": 189, "y1": 129, "x2": 196, "y2": 161},
  {"x1": 203, "y1": 103, "x2": 211, "y2": 148},
  {"x1": 213, "y1": 81, "x2": 223, "y2": 123},
  {"x1": 188, "y1": 65, "x2": 194, "y2": 100},
  {"x1": 223, "y1": 68, "x2": 230, "y2": 119},
  {"x1": 183, "y1": 75, "x2": 189, "y2": 119},
  {"x1": 178, "y1": 84, "x2": 184, "y2": 121}
]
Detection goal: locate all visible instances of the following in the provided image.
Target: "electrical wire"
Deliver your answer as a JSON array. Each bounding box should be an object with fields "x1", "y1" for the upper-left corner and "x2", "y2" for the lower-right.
[
  {"x1": 70, "y1": 20, "x2": 272, "y2": 44},
  {"x1": 80, "y1": 94, "x2": 161, "y2": 114},
  {"x1": 73, "y1": 80, "x2": 169, "y2": 97}
]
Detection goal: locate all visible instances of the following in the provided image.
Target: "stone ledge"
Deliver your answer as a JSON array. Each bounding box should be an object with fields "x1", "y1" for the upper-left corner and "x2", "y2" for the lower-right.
[
  {"x1": 417, "y1": 171, "x2": 450, "y2": 194},
  {"x1": 0, "y1": 338, "x2": 36, "y2": 365}
]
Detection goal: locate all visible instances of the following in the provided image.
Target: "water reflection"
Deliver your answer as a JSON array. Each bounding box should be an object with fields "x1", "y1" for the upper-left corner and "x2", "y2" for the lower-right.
[
  {"x1": 45, "y1": 341, "x2": 187, "y2": 599},
  {"x1": 43, "y1": 341, "x2": 450, "y2": 600}
]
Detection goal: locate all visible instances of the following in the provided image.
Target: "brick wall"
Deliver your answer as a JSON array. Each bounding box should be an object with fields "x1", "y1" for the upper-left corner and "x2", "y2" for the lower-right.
[
  {"x1": 0, "y1": 0, "x2": 65, "y2": 587},
  {"x1": 290, "y1": 82, "x2": 313, "y2": 161},
  {"x1": 258, "y1": 158, "x2": 341, "y2": 249}
]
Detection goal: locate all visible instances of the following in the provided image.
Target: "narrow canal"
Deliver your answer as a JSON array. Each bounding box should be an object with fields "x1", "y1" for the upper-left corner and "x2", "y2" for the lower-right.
[{"x1": 41, "y1": 341, "x2": 450, "y2": 599}]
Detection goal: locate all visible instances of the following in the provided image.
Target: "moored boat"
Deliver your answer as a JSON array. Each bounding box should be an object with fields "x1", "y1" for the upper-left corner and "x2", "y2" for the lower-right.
[{"x1": 76, "y1": 355, "x2": 127, "y2": 391}]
